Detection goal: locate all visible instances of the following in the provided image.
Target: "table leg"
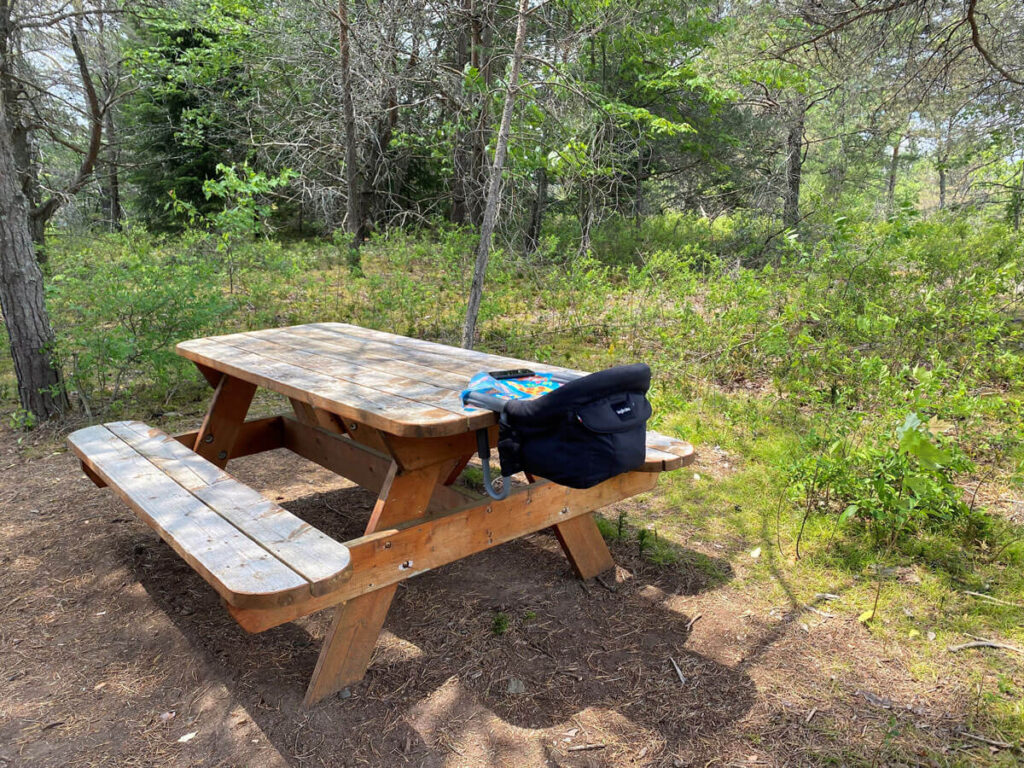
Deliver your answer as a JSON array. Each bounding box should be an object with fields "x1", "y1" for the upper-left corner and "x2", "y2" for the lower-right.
[
  {"x1": 553, "y1": 513, "x2": 615, "y2": 580},
  {"x1": 523, "y1": 475, "x2": 615, "y2": 581},
  {"x1": 303, "y1": 461, "x2": 441, "y2": 706},
  {"x1": 193, "y1": 373, "x2": 257, "y2": 468}
]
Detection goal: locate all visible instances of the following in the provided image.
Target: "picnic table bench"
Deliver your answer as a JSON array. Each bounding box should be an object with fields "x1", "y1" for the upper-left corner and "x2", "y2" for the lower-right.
[{"x1": 69, "y1": 323, "x2": 694, "y2": 705}]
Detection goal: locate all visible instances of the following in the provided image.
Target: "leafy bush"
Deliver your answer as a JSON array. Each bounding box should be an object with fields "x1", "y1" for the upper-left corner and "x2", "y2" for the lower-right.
[
  {"x1": 47, "y1": 228, "x2": 234, "y2": 413},
  {"x1": 788, "y1": 413, "x2": 981, "y2": 551}
]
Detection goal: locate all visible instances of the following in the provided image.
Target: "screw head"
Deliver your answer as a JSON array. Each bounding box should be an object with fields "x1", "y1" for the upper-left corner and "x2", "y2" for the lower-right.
[
  {"x1": 217, "y1": 450, "x2": 228, "y2": 460},
  {"x1": 203, "y1": 434, "x2": 214, "y2": 444}
]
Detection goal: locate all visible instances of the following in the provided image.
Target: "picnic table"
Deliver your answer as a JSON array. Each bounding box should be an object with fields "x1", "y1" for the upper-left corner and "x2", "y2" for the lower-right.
[{"x1": 69, "y1": 323, "x2": 694, "y2": 705}]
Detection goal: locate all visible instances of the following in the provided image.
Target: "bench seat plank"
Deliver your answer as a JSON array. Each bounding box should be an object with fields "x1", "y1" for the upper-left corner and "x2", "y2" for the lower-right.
[
  {"x1": 68, "y1": 423, "x2": 351, "y2": 608},
  {"x1": 105, "y1": 421, "x2": 352, "y2": 597}
]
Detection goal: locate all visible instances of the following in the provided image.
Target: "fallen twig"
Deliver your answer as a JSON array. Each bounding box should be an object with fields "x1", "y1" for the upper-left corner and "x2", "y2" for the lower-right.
[
  {"x1": 948, "y1": 636, "x2": 1024, "y2": 655},
  {"x1": 956, "y1": 730, "x2": 1017, "y2": 750},
  {"x1": 567, "y1": 743, "x2": 605, "y2": 752},
  {"x1": 669, "y1": 656, "x2": 686, "y2": 685},
  {"x1": 963, "y1": 591, "x2": 1024, "y2": 609},
  {"x1": 804, "y1": 605, "x2": 835, "y2": 618},
  {"x1": 686, "y1": 613, "x2": 702, "y2": 632}
]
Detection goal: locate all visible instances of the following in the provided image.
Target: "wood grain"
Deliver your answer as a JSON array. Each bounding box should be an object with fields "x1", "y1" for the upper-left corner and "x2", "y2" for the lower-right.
[
  {"x1": 303, "y1": 461, "x2": 441, "y2": 705},
  {"x1": 69, "y1": 422, "x2": 351, "y2": 608},
  {"x1": 229, "y1": 470, "x2": 656, "y2": 632},
  {"x1": 107, "y1": 421, "x2": 351, "y2": 597},
  {"x1": 553, "y1": 514, "x2": 616, "y2": 579},
  {"x1": 193, "y1": 373, "x2": 256, "y2": 468},
  {"x1": 69, "y1": 424, "x2": 311, "y2": 609},
  {"x1": 175, "y1": 322, "x2": 586, "y2": 437}
]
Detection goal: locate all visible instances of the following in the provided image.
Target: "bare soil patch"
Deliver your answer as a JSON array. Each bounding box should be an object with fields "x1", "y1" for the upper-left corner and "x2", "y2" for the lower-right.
[{"x1": 0, "y1": 425, "x2": 1000, "y2": 767}]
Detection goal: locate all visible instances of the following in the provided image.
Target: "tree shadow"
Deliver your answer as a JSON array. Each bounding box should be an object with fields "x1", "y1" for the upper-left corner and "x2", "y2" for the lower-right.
[{"x1": 118, "y1": 478, "x2": 756, "y2": 766}]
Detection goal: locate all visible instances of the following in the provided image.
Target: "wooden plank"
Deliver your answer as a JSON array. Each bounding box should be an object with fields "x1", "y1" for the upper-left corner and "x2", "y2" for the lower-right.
[
  {"x1": 177, "y1": 338, "x2": 478, "y2": 438},
  {"x1": 278, "y1": 416, "x2": 479, "y2": 513},
  {"x1": 380, "y1": 428, "x2": 498, "y2": 472},
  {"x1": 193, "y1": 362, "x2": 223, "y2": 388},
  {"x1": 553, "y1": 514, "x2": 615, "y2": 579},
  {"x1": 309, "y1": 322, "x2": 587, "y2": 378},
  {"x1": 186, "y1": 337, "x2": 460, "y2": 418},
  {"x1": 289, "y1": 398, "x2": 350, "y2": 436},
  {"x1": 290, "y1": 323, "x2": 588, "y2": 393},
  {"x1": 365, "y1": 462, "x2": 443, "y2": 533},
  {"x1": 229, "y1": 470, "x2": 656, "y2": 633},
  {"x1": 281, "y1": 415, "x2": 393, "y2": 493},
  {"x1": 80, "y1": 460, "x2": 106, "y2": 488},
  {"x1": 642, "y1": 431, "x2": 695, "y2": 472},
  {"x1": 68, "y1": 425, "x2": 311, "y2": 609},
  {"x1": 173, "y1": 415, "x2": 285, "y2": 460},
  {"x1": 303, "y1": 461, "x2": 441, "y2": 705},
  {"x1": 106, "y1": 421, "x2": 351, "y2": 597},
  {"x1": 225, "y1": 333, "x2": 470, "y2": 413},
  {"x1": 193, "y1": 374, "x2": 257, "y2": 468},
  {"x1": 302, "y1": 586, "x2": 398, "y2": 706},
  {"x1": 255, "y1": 327, "x2": 474, "y2": 388}
]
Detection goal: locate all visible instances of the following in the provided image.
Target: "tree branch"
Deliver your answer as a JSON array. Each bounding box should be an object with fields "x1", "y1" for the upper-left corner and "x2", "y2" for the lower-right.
[
  {"x1": 30, "y1": 28, "x2": 103, "y2": 226},
  {"x1": 966, "y1": 0, "x2": 1024, "y2": 86}
]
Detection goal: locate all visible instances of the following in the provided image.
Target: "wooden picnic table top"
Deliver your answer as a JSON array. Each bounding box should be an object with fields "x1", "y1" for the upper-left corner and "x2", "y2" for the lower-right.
[{"x1": 177, "y1": 323, "x2": 586, "y2": 438}]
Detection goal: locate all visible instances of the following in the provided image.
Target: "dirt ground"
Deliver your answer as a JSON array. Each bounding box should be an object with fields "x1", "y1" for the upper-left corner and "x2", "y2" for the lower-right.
[{"x1": 0, "y1": 424, "x2": 998, "y2": 768}]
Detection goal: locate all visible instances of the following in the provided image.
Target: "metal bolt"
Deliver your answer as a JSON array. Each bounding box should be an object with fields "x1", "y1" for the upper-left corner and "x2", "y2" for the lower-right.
[
  {"x1": 217, "y1": 450, "x2": 228, "y2": 460},
  {"x1": 203, "y1": 434, "x2": 214, "y2": 444},
  {"x1": 560, "y1": 507, "x2": 570, "y2": 515},
  {"x1": 384, "y1": 541, "x2": 392, "y2": 549},
  {"x1": 349, "y1": 423, "x2": 358, "y2": 431}
]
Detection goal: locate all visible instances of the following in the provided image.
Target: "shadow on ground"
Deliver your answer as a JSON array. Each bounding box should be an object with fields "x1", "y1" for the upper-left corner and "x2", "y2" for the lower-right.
[{"x1": 117, "y1": 460, "x2": 755, "y2": 767}]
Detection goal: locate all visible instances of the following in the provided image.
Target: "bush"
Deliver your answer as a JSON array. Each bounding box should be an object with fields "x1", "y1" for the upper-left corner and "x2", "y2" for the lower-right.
[{"x1": 47, "y1": 228, "x2": 234, "y2": 412}]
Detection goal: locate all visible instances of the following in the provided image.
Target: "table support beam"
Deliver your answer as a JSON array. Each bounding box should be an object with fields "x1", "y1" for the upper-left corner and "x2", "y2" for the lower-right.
[
  {"x1": 228, "y1": 470, "x2": 656, "y2": 634},
  {"x1": 553, "y1": 514, "x2": 616, "y2": 579},
  {"x1": 193, "y1": 373, "x2": 257, "y2": 468},
  {"x1": 304, "y1": 462, "x2": 441, "y2": 706}
]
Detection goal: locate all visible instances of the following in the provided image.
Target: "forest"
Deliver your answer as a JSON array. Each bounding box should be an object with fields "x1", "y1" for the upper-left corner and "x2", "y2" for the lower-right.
[{"x1": 1, "y1": 0, "x2": 1023, "y2": 766}]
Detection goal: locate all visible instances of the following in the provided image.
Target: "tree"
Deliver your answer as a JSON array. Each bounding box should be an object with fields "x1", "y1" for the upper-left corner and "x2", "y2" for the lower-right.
[
  {"x1": 0, "y1": 1, "x2": 116, "y2": 419},
  {"x1": 461, "y1": 0, "x2": 530, "y2": 348}
]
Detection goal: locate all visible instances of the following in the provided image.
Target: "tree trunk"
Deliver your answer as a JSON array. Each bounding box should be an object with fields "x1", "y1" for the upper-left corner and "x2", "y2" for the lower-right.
[
  {"x1": 633, "y1": 145, "x2": 651, "y2": 223},
  {"x1": 1014, "y1": 157, "x2": 1023, "y2": 233},
  {"x1": 461, "y1": 0, "x2": 529, "y2": 349},
  {"x1": 338, "y1": 0, "x2": 364, "y2": 268},
  {"x1": 97, "y1": 5, "x2": 121, "y2": 231},
  {"x1": 783, "y1": 100, "x2": 804, "y2": 229},
  {"x1": 524, "y1": 166, "x2": 547, "y2": 255},
  {"x1": 579, "y1": 183, "x2": 595, "y2": 256},
  {"x1": 0, "y1": 95, "x2": 68, "y2": 420},
  {"x1": 449, "y1": 1, "x2": 472, "y2": 225},
  {"x1": 938, "y1": 162, "x2": 946, "y2": 211},
  {"x1": 100, "y1": 108, "x2": 122, "y2": 230},
  {"x1": 886, "y1": 135, "x2": 902, "y2": 215},
  {"x1": 451, "y1": 0, "x2": 490, "y2": 227}
]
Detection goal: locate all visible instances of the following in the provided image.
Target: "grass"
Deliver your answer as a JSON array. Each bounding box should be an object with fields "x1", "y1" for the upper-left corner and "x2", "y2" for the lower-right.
[{"x1": 1, "y1": 211, "x2": 1023, "y2": 761}]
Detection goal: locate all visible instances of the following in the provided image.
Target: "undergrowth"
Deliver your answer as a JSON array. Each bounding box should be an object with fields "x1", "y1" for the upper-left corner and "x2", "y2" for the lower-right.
[{"x1": 1, "y1": 210, "x2": 1022, "y2": 749}]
